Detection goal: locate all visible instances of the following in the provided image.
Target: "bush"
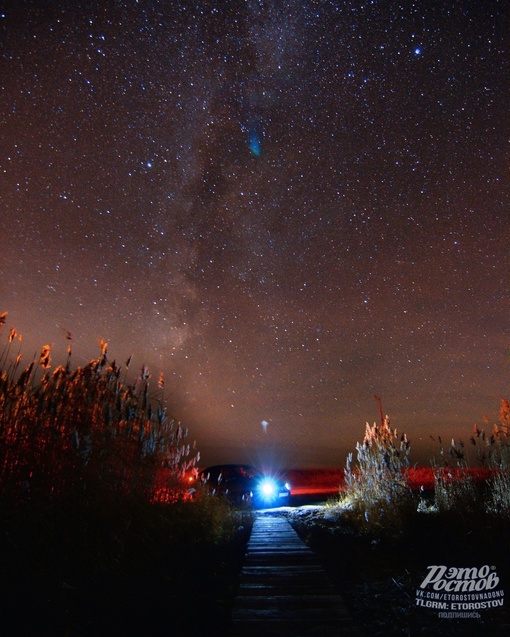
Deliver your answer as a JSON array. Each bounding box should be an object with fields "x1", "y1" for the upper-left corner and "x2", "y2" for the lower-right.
[
  {"x1": 0, "y1": 487, "x2": 251, "y2": 635},
  {"x1": 478, "y1": 399, "x2": 510, "y2": 516},
  {"x1": 430, "y1": 399, "x2": 510, "y2": 520},
  {"x1": 0, "y1": 331, "x2": 198, "y2": 503},
  {"x1": 432, "y1": 466, "x2": 485, "y2": 520},
  {"x1": 336, "y1": 416, "x2": 415, "y2": 535},
  {"x1": 0, "y1": 316, "x2": 250, "y2": 634},
  {"x1": 430, "y1": 438, "x2": 475, "y2": 517}
]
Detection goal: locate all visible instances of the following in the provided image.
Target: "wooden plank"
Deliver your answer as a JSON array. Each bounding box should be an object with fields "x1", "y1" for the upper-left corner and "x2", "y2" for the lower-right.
[{"x1": 230, "y1": 514, "x2": 361, "y2": 636}]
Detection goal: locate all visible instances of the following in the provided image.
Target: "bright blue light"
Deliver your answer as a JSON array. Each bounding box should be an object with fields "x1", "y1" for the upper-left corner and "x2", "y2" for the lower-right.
[
  {"x1": 414, "y1": 47, "x2": 422, "y2": 56},
  {"x1": 259, "y1": 479, "x2": 276, "y2": 499}
]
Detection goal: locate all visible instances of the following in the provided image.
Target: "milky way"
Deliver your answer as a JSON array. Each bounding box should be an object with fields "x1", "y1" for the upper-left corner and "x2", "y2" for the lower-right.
[{"x1": 1, "y1": 1, "x2": 508, "y2": 468}]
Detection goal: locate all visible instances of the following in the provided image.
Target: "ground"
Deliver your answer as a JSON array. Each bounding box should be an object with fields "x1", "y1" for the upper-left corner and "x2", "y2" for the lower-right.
[{"x1": 281, "y1": 503, "x2": 510, "y2": 637}]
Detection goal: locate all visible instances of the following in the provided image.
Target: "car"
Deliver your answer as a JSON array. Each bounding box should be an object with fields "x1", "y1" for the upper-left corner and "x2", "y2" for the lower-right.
[{"x1": 199, "y1": 464, "x2": 291, "y2": 508}]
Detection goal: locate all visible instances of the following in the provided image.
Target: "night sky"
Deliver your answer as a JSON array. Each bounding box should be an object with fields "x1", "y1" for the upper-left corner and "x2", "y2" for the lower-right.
[{"x1": 1, "y1": 1, "x2": 508, "y2": 469}]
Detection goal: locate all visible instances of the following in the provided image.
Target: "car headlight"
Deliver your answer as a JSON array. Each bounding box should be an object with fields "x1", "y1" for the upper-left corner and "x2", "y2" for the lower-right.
[{"x1": 259, "y1": 479, "x2": 276, "y2": 498}]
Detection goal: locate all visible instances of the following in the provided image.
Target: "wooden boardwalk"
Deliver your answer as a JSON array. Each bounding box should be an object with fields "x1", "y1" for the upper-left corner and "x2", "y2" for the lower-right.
[{"x1": 230, "y1": 513, "x2": 361, "y2": 636}]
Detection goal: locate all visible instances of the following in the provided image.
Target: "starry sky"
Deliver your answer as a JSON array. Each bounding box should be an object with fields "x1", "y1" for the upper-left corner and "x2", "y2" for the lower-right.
[{"x1": 1, "y1": 1, "x2": 508, "y2": 469}]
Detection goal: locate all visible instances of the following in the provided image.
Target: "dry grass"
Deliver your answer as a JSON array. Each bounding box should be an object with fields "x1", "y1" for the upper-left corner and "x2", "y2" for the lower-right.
[
  {"x1": 0, "y1": 326, "x2": 198, "y2": 502},
  {"x1": 330, "y1": 416, "x2": 416, "y2": 536},
  {"x1": 329, "y1": 401, "x2": 510, "y2": 536},
  {"x1": 0, "y1": 316, "x2": 250, "y2": 634},
  {"x1": 428, "y1": 400, "x2": 510, "y2": 519},
  {"x1": 481, "y1": 399, "x2": 510, "y2": 516}
]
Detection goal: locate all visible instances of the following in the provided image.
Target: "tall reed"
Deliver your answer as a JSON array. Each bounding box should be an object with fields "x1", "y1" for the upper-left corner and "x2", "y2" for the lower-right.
[
  {"x1": 0, "y1": 320, "x2": 198, "y2": 503},
  {"x1": 339, "y1": 415, "x2": 415, "y2": 534}
]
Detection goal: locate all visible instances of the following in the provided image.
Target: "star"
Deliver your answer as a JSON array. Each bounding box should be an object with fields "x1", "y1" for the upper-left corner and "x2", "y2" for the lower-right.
[{"x1": 0, "y1": 1, "x2": 506, "y2": 469}]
